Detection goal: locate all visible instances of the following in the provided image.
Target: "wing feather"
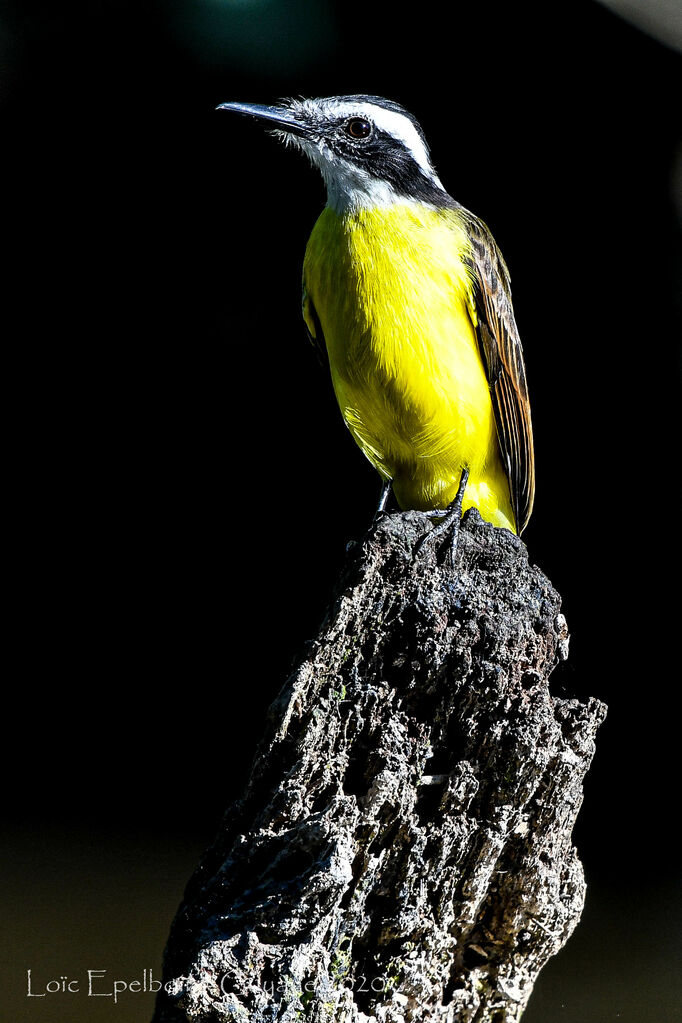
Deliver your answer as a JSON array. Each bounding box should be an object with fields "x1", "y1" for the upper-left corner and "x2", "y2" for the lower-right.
[
  {"x1": 302, "y1": 280, "x2": 328, "y2": 367},
  {"x1": 462, "y1": 211, "x2": 535, "y2": 532}
]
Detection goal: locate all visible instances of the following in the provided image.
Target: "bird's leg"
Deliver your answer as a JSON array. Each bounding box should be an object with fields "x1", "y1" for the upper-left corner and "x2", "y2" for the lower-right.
[
  {"x1": 417, "y1": 467, "x2": 470, "y2": 566},
  {"x1": 373, "y1": 478, "x2": 393, "y2": 520}
]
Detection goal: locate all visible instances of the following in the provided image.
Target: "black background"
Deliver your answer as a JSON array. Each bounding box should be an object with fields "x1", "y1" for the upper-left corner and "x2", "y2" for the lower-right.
[{"x1": 3, "y1": 1, "x2": 681, "y2": 1020}]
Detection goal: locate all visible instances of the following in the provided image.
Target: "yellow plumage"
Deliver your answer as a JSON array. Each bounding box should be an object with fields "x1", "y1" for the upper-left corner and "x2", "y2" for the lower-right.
[{"x1": 303, "y1": 203, "x2": 516, "y2": 532}]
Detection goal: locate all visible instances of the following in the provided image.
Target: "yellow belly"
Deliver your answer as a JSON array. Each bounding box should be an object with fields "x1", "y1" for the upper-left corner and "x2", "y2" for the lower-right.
[{"x1": 303, "y1": 203, "x2": 516, "y2": 532}]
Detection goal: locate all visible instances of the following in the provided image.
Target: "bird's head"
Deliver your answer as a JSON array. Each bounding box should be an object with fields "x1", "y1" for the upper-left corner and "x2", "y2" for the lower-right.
[{"x1": 217, "y1": 95, "x2": 450, "y2": 213}]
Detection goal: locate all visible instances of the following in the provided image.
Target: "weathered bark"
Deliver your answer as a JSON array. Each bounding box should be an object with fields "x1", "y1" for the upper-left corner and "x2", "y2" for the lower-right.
[{"x1": 153, "y1": 509, "x2": 606, "y2": 1023}]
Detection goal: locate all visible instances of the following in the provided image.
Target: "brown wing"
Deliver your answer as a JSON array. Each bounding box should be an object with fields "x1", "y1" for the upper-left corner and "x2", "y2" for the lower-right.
[
  {"x1": 462, "y1": 210, "x2": 535, "y2": 533},
  {"x1": 302, "y1": 279, "x2": 328, "y2": 368}
]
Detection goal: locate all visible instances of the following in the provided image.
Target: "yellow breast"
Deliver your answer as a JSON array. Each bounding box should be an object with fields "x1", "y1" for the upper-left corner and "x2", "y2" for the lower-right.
[{"x1": 303, "y1": 203, "x2": 515, "y2": 531}]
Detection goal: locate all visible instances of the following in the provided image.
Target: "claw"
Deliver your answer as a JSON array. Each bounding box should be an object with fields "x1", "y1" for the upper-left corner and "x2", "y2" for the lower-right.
[{"x1": 416, "y1": 467, "x2": 470, "y2": 566}]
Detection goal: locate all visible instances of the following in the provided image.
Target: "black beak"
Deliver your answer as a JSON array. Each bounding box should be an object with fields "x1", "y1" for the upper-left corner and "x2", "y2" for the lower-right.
[{"x1": 216, "y1": 102, "x2": 312, "y2": 139}]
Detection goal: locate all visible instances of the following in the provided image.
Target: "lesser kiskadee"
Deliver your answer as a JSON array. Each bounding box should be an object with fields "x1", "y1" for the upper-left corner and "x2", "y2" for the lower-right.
[{"x1": 218, "y1": 95, "x2": 535, "y2": 535}]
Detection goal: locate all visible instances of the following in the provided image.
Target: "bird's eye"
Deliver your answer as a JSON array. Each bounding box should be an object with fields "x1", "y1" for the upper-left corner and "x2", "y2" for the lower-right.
[{"x1": 345, "y1": 117, "x2": 372, "y2": 140}]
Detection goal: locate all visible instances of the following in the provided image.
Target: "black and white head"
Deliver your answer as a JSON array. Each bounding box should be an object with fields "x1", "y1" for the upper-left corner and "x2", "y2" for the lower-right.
[{"x1": 218, "y1": 95, "x2": 452, "y2": 213}]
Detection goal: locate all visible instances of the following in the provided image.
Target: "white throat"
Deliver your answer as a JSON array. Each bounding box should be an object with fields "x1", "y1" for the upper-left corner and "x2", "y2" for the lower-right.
[{"x1": 299, "y1": 141, "x2": 411, "y2": 213}]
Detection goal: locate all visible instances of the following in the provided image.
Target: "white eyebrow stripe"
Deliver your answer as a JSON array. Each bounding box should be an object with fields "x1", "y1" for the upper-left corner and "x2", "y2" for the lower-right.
[{"x1": 324, "y1": 100, "x2": 435, "y2": 178}]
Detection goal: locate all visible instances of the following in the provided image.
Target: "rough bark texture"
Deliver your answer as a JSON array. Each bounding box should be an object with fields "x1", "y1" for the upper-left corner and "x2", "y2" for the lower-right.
[{"x1": 153, "y1": 509, "x2": 606, "y2": 1023}]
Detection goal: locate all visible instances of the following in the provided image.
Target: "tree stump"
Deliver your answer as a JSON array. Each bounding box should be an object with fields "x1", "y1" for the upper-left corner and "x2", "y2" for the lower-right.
[{"x1": 152, "y1": 509, "x2": 606, "y2": 1023}]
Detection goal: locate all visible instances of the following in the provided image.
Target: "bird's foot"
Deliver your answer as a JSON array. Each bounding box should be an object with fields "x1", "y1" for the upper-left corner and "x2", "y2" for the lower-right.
[{"x1": 416, "y1": 467, "x2": 470, "y2": 567}]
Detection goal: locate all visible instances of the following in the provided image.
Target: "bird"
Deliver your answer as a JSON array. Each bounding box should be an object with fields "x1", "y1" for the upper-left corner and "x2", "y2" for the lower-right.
[{"x1": 217, "y1": 95, "x2": 535, "y2": 538}]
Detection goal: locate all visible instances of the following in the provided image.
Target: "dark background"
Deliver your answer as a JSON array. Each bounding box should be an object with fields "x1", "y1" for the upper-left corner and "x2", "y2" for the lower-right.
[{"x1": 3, "y1": 1, "x2": 680, "y2": 1020}]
